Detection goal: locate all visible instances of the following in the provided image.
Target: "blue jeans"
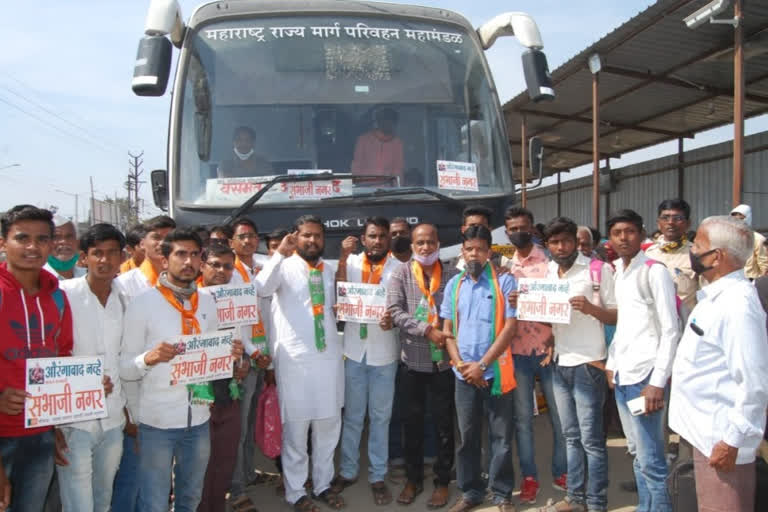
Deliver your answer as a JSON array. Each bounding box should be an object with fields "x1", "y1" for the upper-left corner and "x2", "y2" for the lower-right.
[
  {"x1": 138, "y1": 421, "x2": 211, "y2": 512},
  {"x1": 614, "y1": 374, "x2": 671, "y2": 512},
  {"x1": 455, "y1": 378, "x2": 515, "y2": 504},
  {"x1": 230, "y1": 367, "x2": 262, "y2": 497},
  {"x1": 111, "y1": 433, "x2": 139, "y2": 512},
  {"x1": 340, "y1": 357, "x2": 397, "y2": 483},
  {"x1": 0, "y1": 430, "x2": 55, "y2": 512},
  {"x1": 553, "y1": 364, "x2": 608, "y2": 511},
  {"x1": 57, "y1": 426, "x2": 124, "y2": 512},
  {"x1": 512, "y1": 354, "x2": 567, "y2": 480}
]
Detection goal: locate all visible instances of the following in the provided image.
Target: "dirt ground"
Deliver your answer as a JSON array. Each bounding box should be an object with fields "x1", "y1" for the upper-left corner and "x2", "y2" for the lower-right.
[{"x1": 236, "y1": 414, "x2": 639, "y2": 512}]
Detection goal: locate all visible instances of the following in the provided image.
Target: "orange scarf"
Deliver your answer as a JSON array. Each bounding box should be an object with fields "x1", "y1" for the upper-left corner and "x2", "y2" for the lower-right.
[
  {"x1": 411, "y1": 260, "x2": 442, "y2": 325},
  {"x1": 120, "y1": 258, "x2": 138, "y2": 274},
  {"x1": 362, "y1": 253, "x2": 388, "y2": 285},
  {"x1": 139, "y1": 259, "x2": 160, "y2": 287},
  {"x1": 156, "y1": 283, "x2": 200, "y2": 335},
  {"x1": 233, "y1": 256, "x2": 267, "y2": 356}
]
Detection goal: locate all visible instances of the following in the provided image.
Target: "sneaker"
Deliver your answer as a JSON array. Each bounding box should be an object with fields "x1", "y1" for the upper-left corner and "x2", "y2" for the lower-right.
[
  {"x1": 552, "y1": 474, "x2": 567, "y2": 492},
  {"x1": 519, "y1": 476, "x2": 540, "y2": 504}
]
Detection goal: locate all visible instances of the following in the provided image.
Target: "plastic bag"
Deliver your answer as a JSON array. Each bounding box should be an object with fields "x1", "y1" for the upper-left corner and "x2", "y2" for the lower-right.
[{"x1": 254, "y1": 383, "x2": 282, "y2": 458}]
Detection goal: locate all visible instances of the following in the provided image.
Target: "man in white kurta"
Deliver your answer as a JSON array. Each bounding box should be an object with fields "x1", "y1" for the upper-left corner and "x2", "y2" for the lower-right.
[{"x1": 257, "y1": 217, "x2": 345, "y2": 508}]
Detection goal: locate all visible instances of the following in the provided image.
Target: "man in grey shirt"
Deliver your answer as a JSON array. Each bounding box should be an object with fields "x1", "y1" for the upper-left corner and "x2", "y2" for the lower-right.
[{"x1": 386, "y1": 223, "x2": 457, "y2": 509}]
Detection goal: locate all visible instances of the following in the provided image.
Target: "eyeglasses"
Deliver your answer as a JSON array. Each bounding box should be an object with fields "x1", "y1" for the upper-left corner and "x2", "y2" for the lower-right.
[
  {"x1": 235, "y1": 233, "x2": 258, "y2": 240},
  {"x1": 205, "y1": 262, "x2": 234, "y2": 271},
  {"x1": 658, "y1": 214, "x2": 687, "y2": 223}
]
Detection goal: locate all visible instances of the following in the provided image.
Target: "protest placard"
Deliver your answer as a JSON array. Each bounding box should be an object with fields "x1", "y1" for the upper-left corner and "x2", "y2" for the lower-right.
[
  {"x1": 25, "y1": 356, "x2": 107, "y2": 428},
  {"x1": 436, "y1": 160, "x2": 479, "y2": 192},
  {"x1": 516, "y1": 278, "x2": 572, "y2": 324},
  {"x1": 207, "y1": 283, "x2": 260, "y2": 329},
  {"x1": 169, "y1": 331, "x2": 234, "y2": 386},
  {"x1": 336, "y1": 282, "x2": 387, "y2": 324}
]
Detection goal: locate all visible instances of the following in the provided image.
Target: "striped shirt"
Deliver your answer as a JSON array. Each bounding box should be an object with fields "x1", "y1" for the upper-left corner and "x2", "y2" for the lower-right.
[{"x1": 386, "y1": 260, "x2": 458, "y2": 373}]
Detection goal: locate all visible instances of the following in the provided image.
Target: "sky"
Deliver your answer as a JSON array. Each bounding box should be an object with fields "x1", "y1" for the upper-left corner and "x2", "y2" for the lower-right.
[{"x1": 0, "y1": 0, "x2": 763, "y2": 221}]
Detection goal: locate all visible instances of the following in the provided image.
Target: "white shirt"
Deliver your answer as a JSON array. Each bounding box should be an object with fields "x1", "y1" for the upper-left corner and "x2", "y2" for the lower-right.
[
  {"x1": 115, "y1": 266, "x2": 155, "y2": 422},
  {"x1": 119, "y1": 287, "x2": 218, "y2": 429},
  {"x1": 669, "y1": 270, "x2": 768, "y2": 464},
  {"x1": 607, "y1": 251, "x2": 680, "y2": 387},
  {"x1": 341, "y1": 253, "x2": 400, "y2": 366},
  {"x1": 258, "y1": 253, "x2": 344, "y2": 422},
  {"x1": 43, "y1": 263, "x2": 87, "y2": 281},
  {"x1": 229, "y1": 255, "x2": 273, "y2": 358},
  {"x1": 548, "y1": 254, "x2": 616, "y2": 367},
  {"x1": 59, "y1": 277, "x2": 127, "y2": 433}
]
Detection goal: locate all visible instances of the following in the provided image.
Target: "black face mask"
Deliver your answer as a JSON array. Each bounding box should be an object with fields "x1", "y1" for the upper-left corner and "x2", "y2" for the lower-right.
[
  {"x1": 508, "y1": 231, "x2": 532, "y2": 248},
  {"x1": 365, "y1": 250, "x2": 387, "y2": 263},
  {"x1": 466, "y1": 260, "x2": 485, "y2": 279},
  {"x1": 551, "y1": 251, "x2": 579, "y2": 269},
  {"x1": 690, "y1": 248, "x2": 716, "y2": 276},
  {"x1": 392, "y1": 236, "x2": 411, "y2": 254}
]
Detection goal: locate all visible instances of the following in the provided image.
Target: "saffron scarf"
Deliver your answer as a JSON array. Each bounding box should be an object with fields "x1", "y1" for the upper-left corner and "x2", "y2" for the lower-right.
[
  {"x1": 359, "y1": 253, "x2": 388, "y2": 339},
  {"x1": 234, "y1": 257, "x2": 269, "y2": 357},
  {"x1": 660, "y1": 235, "x2": 688, "y2": 253},
  {"x1": 450, "y1": 264, "x2": 516, "y2": 396},
  {"x1": 307, "y1": 260, "x2": 326, "y2": 351},
  {"x1": 139, "y1": 259, "x2": 160, "y2": 287},
  {"x1": 120, "y1": 258, "x2": 138, "y2": 274},
  {"x1": 412, "y1": 260, "x2": 443, "y2": 361},
  {"x1": 156, "y1": 283, "x2": 215, "y2": 404}
]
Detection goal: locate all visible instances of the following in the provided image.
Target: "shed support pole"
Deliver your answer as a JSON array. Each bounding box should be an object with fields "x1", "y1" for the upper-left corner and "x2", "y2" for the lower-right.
[
  {"x1": 733, "y1": 0, "x2": 744, "y2": 207},
  {"x1": 592, "y1": 72, "x2": 600, "y2": 228},
  {"x1": 677, "y1": 137, "x2": 685, "y2": 199},
  {"x1": 521, "y1": 116, "x2": 527, "y2": 207},
  {"x1": 556, "y1": 171, "x2": 562, "y2": 217}
]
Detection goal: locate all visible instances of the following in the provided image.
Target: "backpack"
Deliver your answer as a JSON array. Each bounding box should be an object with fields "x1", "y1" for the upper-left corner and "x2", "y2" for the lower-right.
[
  {"x1": 588, "y1": 259, "x2": 616, "y2": 345},
  {"x1": 638, "y1": 259, "x2": 684, "y2": 331}
]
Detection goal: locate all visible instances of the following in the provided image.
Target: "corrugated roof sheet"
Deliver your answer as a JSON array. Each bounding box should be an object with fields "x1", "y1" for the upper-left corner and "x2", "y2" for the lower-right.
[{"x1": 504, "y1": 0, "x2": 768, "y2": 178}]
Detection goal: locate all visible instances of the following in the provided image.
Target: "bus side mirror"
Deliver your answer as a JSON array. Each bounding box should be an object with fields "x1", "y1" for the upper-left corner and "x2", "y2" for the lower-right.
[
  {"x1": 528, "y1": 136, "x2": 544, "y2": 188},
  {"x1": 522, "y1": 49, "x2": 554, "y2": 103},
  {"x1": 150, "y1": 169, "x2": 169, "y2": 211},
  {"x1": 132, "y1": 36, "x2": 172, "y2": 97}
]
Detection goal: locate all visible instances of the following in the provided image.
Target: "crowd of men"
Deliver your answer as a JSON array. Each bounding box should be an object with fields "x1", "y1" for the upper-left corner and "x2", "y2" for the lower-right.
[{"x1": 0, "y1": 197, "x2": 766, "y2": 512}]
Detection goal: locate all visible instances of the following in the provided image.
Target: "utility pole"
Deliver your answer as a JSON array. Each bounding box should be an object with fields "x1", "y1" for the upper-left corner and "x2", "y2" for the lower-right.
[
  {"x1": 127, "y1": 151, "x2": 145, "y2": 221},
  {"x1": 89, "y1": 176, "x2": 96, "y2": 225}
]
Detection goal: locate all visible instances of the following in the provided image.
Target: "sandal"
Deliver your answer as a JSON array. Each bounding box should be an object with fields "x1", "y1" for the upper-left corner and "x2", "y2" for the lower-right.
[
  {"x1": 230, "y1": 494, "x2": 259, "y2": 512},
  {"x1": 314, "y1": 488, "x2": 346, "y2": 509},
  {"x1": 330, "y1": 475, "x2": 357, "y2": 494},
  {"x1": 371, "y1": 481, "x2": 392, "y2": 506},
  {"x1": 397, "y1": 481, "x2": 424, "y2": 505},
  {"x1": 294, "y1": 495, "x2": 321, "y2": 512},
  {"x1": 427, "y1": 485, "x2": 450, "y2": 509}
]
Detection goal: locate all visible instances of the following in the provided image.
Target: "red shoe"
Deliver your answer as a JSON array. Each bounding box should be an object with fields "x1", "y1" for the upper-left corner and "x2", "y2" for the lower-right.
[
  {"x1": 519, "y1": 476, "x2": 540, "y2": 504},
  {"x1": 553, "y1": 473, "x2": 568, "y2": 491}
]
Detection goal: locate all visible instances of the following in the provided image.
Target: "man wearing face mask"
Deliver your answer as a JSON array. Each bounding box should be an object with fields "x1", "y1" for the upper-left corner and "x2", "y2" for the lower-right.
[
  {"x1": 390, "y1": 218, "x2": 413, "y2": 263},
  {"x1": 352, "y1": 108, "x2": 405, "y2": 181},
  {"x1": 503, "y1": 207, "x2": 567, "y2": 504},
  {"x1": 218, "y1": 126, "x2": 274, "y2": 179},
  {"x1": 43, "y1": 215, "x2": 86, "y2": 280},
  {"x1": 669, "y1": 216, "x2": 768, "y2": 511},
  {"x1": 729, "y1": 204, "x2": 768, "y2": 279},
  {"x1": 333, "y1": 217, "x2": 399, "y2": 506},
  {"x1": 441, "y1": 225, "x2": 518, "y2": 512},
  {"x1": 541, "y1": 217, "x2": 617, "y2": 512},
  {"x1": 386, "y1": 223, "x2": 458, "y2": 508}
]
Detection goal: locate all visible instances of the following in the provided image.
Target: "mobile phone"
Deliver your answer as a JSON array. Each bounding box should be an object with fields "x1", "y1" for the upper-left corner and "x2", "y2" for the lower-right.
[{"x1": 628, "y1": 396, "x2": 646, "y2": 416}]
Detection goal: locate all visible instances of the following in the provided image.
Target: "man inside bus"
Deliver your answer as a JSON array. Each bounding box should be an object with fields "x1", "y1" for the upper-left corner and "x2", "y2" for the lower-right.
[
  {"x1": 351, "y1": 108, "x2": 404, "y2": 183},
  {"x1": 218, "y1": 126, "x2": 274, "y2": 179}
]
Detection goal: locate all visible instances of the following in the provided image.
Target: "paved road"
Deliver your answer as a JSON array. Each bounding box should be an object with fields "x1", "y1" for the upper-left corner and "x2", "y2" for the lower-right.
[{"x1": 238, "y1": 414, "x2": 639, "y2": 511}]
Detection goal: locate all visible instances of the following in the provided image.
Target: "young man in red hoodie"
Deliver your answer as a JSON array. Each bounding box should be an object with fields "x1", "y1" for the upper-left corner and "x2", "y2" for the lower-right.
[{"x1": 0, "y1": 205, "x2": 73, "y2": 511}]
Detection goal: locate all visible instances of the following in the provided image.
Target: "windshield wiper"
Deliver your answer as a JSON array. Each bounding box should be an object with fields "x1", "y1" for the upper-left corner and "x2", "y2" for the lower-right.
[
  {"x1": 322, "y1": 186, "x2": 463, "y2": 209},
  {"x1": 222, "y1": 173, "x2": 398, "y2": 224}
]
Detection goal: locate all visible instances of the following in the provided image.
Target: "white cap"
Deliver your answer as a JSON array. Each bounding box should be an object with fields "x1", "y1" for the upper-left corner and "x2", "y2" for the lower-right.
[{"x1": 730, "y1": 204, "x2": 752, "y2": 226}]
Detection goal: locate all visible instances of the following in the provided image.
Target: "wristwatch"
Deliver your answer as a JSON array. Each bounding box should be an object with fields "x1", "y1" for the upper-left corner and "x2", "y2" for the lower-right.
[{"x1": 479, "y1": 362, "x2": 488, "y2": 371}]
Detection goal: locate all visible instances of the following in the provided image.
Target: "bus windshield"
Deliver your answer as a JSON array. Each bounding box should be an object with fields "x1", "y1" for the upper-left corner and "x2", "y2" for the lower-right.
[{"x1": 176, "y1": 14, "x2": 513, "y2": 207}]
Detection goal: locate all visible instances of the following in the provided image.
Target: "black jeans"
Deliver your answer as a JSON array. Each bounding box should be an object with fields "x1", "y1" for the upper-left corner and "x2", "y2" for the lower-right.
[{"x1": 403, "y1": 368, "x2": 455, "y2": 486}]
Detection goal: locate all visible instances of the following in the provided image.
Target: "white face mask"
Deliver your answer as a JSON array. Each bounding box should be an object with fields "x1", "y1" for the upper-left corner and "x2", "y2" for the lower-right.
[
  {"x1": 413, "y1": 247, "x2": 440, "y2": 266},
  {"x1": 233, "y1": 147, "x2": 254, "y2": 161}
]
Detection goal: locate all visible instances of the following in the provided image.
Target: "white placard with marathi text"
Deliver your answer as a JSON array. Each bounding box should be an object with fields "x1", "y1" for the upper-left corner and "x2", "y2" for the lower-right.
[
  {"x1": 25, "y1": 356, "x2": 107, "y2": 428},
  {"x1": 169, "y1": 331, "x2": 234, "y2": 386},
  {"x1": 336, "y1": 282, "x2": 387, "y2": 324},
  {"x1": 436, "y1": 160, "x2": 479, "y2": 191},
  {"x1": 207, "y1": 283, "x2": 260, "y2": 329},
  {"x1": 516, "y1": 278, "x2": 572, "y2": 324}
]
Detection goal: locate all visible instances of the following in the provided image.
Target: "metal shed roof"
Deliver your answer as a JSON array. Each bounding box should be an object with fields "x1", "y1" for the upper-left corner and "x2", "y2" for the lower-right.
[{"x1": 504, "y1": 0, "x2": 768, "y2": 178}]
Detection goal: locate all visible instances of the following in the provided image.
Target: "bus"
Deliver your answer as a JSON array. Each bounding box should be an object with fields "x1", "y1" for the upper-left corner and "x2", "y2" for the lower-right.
[{"x1": 133, "y1": 0, "x2": 553, "y2": 258}]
